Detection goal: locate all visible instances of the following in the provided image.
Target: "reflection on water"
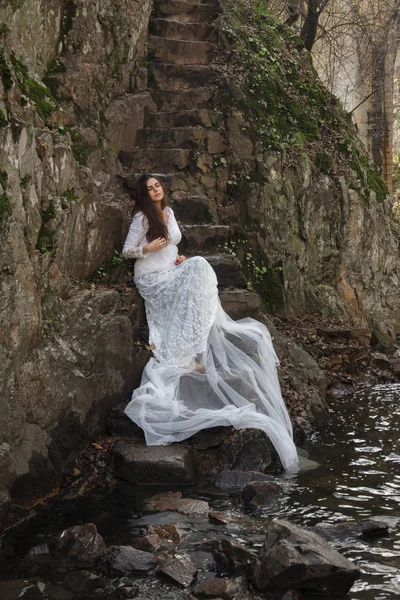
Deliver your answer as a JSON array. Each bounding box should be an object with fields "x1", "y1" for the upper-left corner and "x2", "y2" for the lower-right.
[{"x1": 271, "y1": 383, "x2": 400, "y2": 600}]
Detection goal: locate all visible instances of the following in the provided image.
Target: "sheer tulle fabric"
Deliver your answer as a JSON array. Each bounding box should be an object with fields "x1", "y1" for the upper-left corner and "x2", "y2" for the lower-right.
[{"x1": 124, "y1": 256, "x2": 299, "y2": 472}]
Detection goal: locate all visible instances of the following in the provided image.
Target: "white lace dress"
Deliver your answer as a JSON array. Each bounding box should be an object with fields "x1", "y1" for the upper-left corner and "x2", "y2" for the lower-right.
[{"x1": 122, "y1": 207, "x2": 298, "y2": 471}]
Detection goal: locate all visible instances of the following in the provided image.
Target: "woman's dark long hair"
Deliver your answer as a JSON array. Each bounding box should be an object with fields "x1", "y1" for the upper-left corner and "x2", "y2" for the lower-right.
[{"x1": 135, "y1": 173, "x2": 169, "y2": 242}]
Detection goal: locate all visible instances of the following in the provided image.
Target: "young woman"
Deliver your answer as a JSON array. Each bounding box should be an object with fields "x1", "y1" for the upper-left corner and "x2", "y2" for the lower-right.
[{"x1": 122, "y1": 174, "x2": 298, "y2": 472}]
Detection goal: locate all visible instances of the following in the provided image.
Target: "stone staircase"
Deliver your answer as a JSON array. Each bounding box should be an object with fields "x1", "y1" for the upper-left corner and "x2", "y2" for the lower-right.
[{"x1": 120, "y1": 0, "x2": 260, "y2": 318}]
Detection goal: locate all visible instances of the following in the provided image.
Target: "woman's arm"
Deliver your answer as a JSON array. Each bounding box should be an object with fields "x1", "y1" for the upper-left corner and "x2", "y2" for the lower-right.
[
  {"x1": 122, "y1": 214, "x2": 148, "y2": 259},
  {"x1": 122, "y1": 214, "x2": 167, "y2": 259}
]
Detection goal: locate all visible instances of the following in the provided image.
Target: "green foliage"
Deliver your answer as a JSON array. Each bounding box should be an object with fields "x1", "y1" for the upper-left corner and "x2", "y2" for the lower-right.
[
  {"x1": 11, "y1": 55, "x2": 55, "y2": 120},
  {"x1": 92, "y1": 251, "x2": 127, "y2": 282},
  {"x1": 111, "y1": 250, "x2": 125, "y2": 267},
  {"x1": 221, "y1": 238, "x2": 285, "y2": 313},
  {"x1": 350, "y1": 149, "x2": 388, "y2": 204},
  {"x1": 21, "y1": 174, "x2": 31, "y2": 186},
  {"x1": 216, "y1": 0, "x2": 388, "y2": 203},
  {"x1": 68, "y1": 129, "x2": 95, "y2": 165},
  {"x1": 61, "y1": 188, "x2": 79, "y2": 209},
  {"x1": 218, "y1": 0, "x2": 328, "y2": 150}
]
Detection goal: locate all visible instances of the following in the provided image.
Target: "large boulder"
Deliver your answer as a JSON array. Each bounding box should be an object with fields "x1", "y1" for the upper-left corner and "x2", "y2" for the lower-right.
[{"x1": 254, "y1": 519, "x2": 360, "y2": 594}]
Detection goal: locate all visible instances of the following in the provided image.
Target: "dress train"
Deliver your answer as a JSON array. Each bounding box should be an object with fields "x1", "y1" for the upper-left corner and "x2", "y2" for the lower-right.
[{"x1": 124, "y1": 256, "x2": 299, "y2": 472}]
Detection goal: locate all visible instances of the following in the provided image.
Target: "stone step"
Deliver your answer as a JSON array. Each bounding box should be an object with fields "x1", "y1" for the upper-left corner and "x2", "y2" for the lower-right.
[
  {"x1": 170, "y1": 190, "x2": 216, "y2": 222},
  {"x1": 151, "y1": 87, "x2": 213, "y2": 112},
  {"x1": 219, "y1": 289, "x2": 261, "y2": 319},
  {"x1": 136, "y1": 127, "x2": 224, "y2": 152},
  {"x1": 148, "y1": 63, "x2": 214, "y2": 91},
  {"x1": 150, "y1": 18, "x2": 212, "y2": 41},
  {"x1": 119, "y1": 148, "x2": 191, "y2": 171},
  {"x1": 180, "y1": 224, "x2": 231, "y2": 251},
  {"x1": 205, "y1": 254, "x2": 247, "y2": 288},
  {"x1": 146, "y1": 109, "x2": 220, "y2": 129},
  {"x1": 154, "y1": 0, "x2": 216, "y2": 22},
  {"x1": 149, "y1": 36, "x2": 215, "y2": 66}
]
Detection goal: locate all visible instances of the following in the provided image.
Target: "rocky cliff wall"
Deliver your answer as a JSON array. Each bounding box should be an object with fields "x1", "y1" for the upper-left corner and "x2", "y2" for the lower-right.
[
  {"x1": 0, "y1": 0, "x2": 152, "y2": 515},
  {"x1": 215, "y1": 0, "x2": 400, "y2": 338}
]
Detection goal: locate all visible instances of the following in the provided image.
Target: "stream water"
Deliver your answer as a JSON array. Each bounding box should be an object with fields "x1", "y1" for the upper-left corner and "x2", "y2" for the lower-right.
[{"x1": 0, "y1": 383, "x2": 399, "y2": 599}]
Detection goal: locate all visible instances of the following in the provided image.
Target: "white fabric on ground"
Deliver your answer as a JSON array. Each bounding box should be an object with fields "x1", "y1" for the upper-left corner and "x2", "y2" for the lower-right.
[{"x1": 123, "y1": 209, "x2": 299, "y2": 472}]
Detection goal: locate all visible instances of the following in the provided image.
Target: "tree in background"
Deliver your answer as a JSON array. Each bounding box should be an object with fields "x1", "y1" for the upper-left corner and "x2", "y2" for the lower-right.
[{"x1": 267, "y1": 0, "x2": 400, "y2": 192}]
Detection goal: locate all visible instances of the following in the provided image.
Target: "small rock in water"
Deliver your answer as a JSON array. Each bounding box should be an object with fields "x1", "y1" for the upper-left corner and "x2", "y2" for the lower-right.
[
  {"x1": 52, "y1": 523, "x2": 106, "y2": 564},
  {"x1": 158, "y1": 553, "x2": 197, "y2": 587},
  {"x1": 149, "y1": 523, "x2": 190, "y2": 544},
  {"x1": 212, "y1": 539, "x2": 258, "y2": 578},
  {"x1": 131, "y1": 534, "x2": 161, "y2": 552},
  {"x1": 312, "y1": 519, "x2": 389, "y2": 542},
  {"x1": 216, "y1": 470, "x2": 273, "y2": 488},
  {"x1": 143, "y1": 491, "x2": 209, "y2": 515},
  {"x1": 242, "y1": 480, "x2": 283, "y2": 507},
  {"x1": 192, "y1": 576, "x2": 245, "y2": 598},
  {"x1": 114, "y1": 586, "x2": 139, "y2": 599},
  {"x1": 208, "y1": 510, "x2": 252, "y2": 529},
  {"x1": 106, "y1": 545, "x2": 157, "y2": 574},
  {"x1": 254, "y1": 519, "x2": 360, "y2": 593}
]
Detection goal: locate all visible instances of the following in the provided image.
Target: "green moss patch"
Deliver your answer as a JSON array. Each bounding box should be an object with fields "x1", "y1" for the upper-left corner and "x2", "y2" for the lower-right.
[
  {"x1": 11, "y1": 55, "x2": 55, "y2": 121},
  {"x1": 68, "y1": 129, "x2": 95, "y2": 165},
  {"x1": 61, "y1": 188, "x2": 79, "y2": 209},
  {"x1": 216, "y1": 0, "x2": 387, "y2": 203}
]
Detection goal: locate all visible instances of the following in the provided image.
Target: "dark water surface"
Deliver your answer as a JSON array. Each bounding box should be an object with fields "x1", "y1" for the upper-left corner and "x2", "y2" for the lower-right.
[
  {"x1": 277, "y1": 383, "x2": 400, "y2": 600},
  {"x1": 1, "y1": 384, "x2": 399, "y2": 599}
]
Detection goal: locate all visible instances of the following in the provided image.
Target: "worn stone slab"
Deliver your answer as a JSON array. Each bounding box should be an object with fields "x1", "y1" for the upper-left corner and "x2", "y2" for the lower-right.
[
  {"x1": 113, "y1": 441, "x2": 197, "y2": 485},
  {"x1": 158, "y1": 554, "x2": 197, "y2": 587},
  {"x1": 106, "y1": 545, "x2": 157, "y2": 574}
]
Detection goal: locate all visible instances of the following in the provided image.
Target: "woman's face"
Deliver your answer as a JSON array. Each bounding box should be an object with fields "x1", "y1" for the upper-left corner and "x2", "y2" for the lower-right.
[{"x1": 146, "y1": 178, "x2": 164, "y2": 204}]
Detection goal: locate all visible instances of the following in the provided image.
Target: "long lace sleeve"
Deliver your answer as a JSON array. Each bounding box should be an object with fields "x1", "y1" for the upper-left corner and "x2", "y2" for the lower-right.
[{"x1": 122, "y1": 213, "x2": 148, "y2": 259}]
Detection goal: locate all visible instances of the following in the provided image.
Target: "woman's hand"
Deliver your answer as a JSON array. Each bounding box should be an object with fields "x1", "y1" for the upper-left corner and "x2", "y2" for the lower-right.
[
  {"x1": 144, "y1": 237, "x2": 167, "y2": 254},
  {"x1": 175, "y1": 254, "x2": 186, "y2": 265}
]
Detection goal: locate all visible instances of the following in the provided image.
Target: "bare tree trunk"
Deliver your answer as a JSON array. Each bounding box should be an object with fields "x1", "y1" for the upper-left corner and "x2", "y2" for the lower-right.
[
  {"x1": 367, "y1": 12, "x2": 399, "y2": 191},
  {"x1": 301, "y1": 0, "x2": 328, "y2": 50}
]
